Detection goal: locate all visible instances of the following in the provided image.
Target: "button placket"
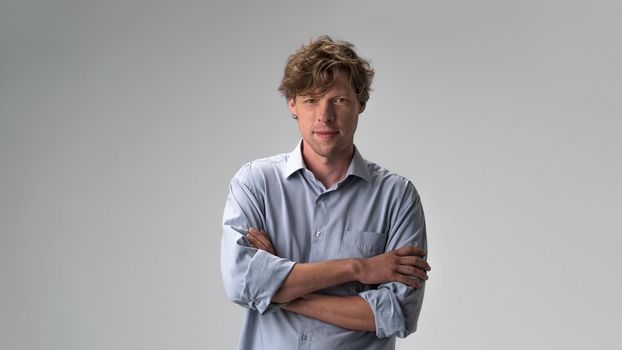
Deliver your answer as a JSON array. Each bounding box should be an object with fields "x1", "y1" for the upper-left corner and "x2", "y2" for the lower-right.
[
  {"x1": 309, "y1": 193, "x2": 329, "y2": 261},
  {"x1": 314, "y1": 195, "x2": 327, "y2": 240}
]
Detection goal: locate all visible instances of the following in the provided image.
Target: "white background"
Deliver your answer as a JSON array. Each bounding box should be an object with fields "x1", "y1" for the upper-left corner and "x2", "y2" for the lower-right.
[{"x1": 1, "y1": 1, "x2": 620, "y2": 349}]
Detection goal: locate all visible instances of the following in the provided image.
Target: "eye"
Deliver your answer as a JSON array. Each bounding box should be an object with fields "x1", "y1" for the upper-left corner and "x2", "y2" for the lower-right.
[
  {"x1": 304, "y1": 98, "x2": 317, "y2": 104},
  {"x1": 335, "y1": 97, "x2": 348, "y2": 104}
]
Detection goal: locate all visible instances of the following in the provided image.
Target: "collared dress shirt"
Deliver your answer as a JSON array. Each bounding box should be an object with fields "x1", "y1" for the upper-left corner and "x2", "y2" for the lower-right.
[{"x1": 221, "y1": 142, "x2": 427, "y2": 350}]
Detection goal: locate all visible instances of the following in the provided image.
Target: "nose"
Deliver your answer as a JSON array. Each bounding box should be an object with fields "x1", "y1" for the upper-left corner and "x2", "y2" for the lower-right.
[{"x1": 318, "y1": 100, "x2": 334, "y2": 122}]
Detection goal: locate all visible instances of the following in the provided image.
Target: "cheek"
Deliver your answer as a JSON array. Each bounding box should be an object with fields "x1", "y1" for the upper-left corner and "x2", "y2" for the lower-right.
[
  {"x1": 297, "y1": 119, "x2": 311, "y2": 134},
  {"x1": 349, "y1": 118, "x2": 359, "y2": 133}
]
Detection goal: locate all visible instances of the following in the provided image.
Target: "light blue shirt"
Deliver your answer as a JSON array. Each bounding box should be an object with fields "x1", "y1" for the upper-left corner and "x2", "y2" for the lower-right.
[{"x1": 221, "y1": 142, "x2": 427, "y2": 350}]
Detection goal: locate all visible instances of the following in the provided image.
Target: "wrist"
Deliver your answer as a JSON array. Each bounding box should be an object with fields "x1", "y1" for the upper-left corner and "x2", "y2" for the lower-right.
[{"x1": 349, "y1": 258, "x2": 364, "y2": 282}]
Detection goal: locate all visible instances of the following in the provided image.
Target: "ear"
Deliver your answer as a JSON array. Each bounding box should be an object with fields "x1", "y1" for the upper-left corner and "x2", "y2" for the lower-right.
[
  {"x1": 288, "y1": 97, "x2": 297, "y2": 115},
  {"x1": 358, "y1": 102, "x2": 366, "y2": 114}
]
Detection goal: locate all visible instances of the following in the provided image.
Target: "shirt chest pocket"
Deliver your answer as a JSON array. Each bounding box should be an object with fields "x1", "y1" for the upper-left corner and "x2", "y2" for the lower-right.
[{"x1": 339, "y1": 230, "x2": 387, "y2": 258}]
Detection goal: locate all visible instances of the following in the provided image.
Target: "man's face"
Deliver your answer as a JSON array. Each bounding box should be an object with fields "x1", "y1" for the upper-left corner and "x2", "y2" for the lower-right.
[{"x1": 289, "y1": 71, "x2": 365, "y2": 163}]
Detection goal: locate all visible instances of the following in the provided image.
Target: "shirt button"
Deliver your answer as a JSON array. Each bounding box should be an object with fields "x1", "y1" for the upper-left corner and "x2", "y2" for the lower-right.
[
  {"x1": 315, "y1": 231, "x2": 321, "y2": 237},
  {"x1": 301, "y1": 335, "x2": 308, "y2": 342}
]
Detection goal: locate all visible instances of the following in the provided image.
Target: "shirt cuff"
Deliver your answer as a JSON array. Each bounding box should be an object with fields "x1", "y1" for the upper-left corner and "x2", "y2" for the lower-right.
[
  {"x1": 240, "y1": 249, "x2": 295, "y2": 314},
  {"x1": 359, "y1": 288, "x2": 408, "y2": 338}
]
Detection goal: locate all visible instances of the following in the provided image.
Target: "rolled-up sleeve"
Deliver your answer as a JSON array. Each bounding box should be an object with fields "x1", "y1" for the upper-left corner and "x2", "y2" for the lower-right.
[
  {"x1": 220, "y1": 170, "x2": 295, "y2": 314},
  {"x1": 359, "y1": 181, "x2": 427, "y2": 338}
]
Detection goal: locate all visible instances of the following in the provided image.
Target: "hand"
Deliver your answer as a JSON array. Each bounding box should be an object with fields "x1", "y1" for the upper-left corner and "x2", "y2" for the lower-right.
[
  {"x1": 355, "y1": 245, "x2": 430, "y2": 288},
  {"x1": 247, "y1": 227, "x2": 276, "y2": 255}
]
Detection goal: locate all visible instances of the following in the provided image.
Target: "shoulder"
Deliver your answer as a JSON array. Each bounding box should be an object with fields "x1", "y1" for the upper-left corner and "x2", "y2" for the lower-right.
[
  {"x1": 364, "y1": 159, "x2": 421, "y2": 201},
  {"x1": 231, "y1": 152, "x2": 290, "y2": 188}
]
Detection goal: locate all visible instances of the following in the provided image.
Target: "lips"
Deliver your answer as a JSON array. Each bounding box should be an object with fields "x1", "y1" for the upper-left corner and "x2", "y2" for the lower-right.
[
  {"x1": 314, "y1": 130, "x2": 339, "y2": 136},
  {"x1": 314, "y1": 130, "x2": 339, "y2": 140}
]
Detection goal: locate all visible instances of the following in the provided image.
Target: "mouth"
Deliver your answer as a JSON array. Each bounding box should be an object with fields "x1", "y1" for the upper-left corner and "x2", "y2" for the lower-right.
[
  {"x1": 314, "y1": 130, "x2": 339, "y2": 136},
  {"x1": 314, "y1": 130, "x2": 340, "y2": 140}
]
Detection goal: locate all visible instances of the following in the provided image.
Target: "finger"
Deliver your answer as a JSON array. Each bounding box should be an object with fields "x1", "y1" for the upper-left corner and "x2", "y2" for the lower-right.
[
  {"x1": 248, "y1": 228, "x2": 276, "y2": 255},
  {"x1": 394, "y1": 245, "x2": 426, "y2": 257},
  {"x1": 247, "y1": 227, "x2": 257, "y2": 242},
  {"x1": 396, "y1": 265, "x2": 428, "y2": 280},
  {"x1": 247, "y1": 233, "x2": 267, "y2": 250},
  {"x1": 258, "y1": 229, "x2": 275, "y2": 251},
  {"x1": 398, "y1": 256, "x2": 431, "y2": 271},
  {"x1": 394, "y1": 273, "x2": 422, "y2": 289},
  {"x1": 247, "y1": 229, "x2": 270, "y2": 251},
  {"x1": 403, "y1": 256, "x2": 430, "y2": 271},
  {"x1": 252, "y1": 229, "x2": 274, "y2": 252}
]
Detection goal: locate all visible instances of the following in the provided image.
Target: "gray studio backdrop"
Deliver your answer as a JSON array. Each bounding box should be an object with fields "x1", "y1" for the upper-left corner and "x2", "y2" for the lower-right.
[{"x1": 1, "y1": 1, "x2": 620, "y2": 349}]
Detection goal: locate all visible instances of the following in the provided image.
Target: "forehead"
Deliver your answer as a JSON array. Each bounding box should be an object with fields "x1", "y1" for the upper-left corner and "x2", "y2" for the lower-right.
[{"x1": 300, "y1": 71, "x2": 355, "y2": 97}]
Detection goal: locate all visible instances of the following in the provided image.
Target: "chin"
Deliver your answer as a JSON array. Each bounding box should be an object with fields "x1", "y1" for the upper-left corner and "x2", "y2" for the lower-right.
[{"x1": 318, "y1": 145, "x2": 349, "y2": 158}]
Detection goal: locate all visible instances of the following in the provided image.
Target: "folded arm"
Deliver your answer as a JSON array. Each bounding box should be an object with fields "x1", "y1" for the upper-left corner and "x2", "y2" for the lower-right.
[
  {"x1": 246, "y1": 181, "x2": 428, "y2": 337},
  {"x1": 221, "y1": 176, "x2": 428, "y2": 315},
  {"x1": 283, "y1": 293, "x2": 376, "y2": 331},
  {"x1": 247, "y1": 227, "x2": 429, "y2": 333},
  {"x1": 222, "y1": 169, "x2": 428, "y2": 337},
  {"x1": 247, "y1": 228, "x2": 429, "y2": 304}
]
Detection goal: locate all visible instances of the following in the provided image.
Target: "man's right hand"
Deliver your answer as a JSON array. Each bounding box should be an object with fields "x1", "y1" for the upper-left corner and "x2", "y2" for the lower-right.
[
  {"x1": 247, "y1": 227, "x2": 276, "y2": 255},
  {"x1": 354, "y1": 245, "x2": 430, "y2": 288}
]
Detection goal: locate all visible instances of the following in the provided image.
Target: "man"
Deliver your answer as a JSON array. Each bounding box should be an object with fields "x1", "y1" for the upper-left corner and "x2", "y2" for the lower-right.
[{"x1": 221, "y1": 35, "x2": 430, "y2": 349}]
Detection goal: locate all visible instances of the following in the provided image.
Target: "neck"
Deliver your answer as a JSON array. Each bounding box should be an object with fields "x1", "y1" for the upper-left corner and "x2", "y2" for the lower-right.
[{"x1": 302, "y1": 144, "x2": 354, "y2": 189}]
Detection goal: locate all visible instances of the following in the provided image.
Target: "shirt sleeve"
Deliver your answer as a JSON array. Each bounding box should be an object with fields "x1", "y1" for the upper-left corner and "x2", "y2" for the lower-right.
[
  {"x1": 358, "y1": 181, "x2": 427, "y2": 338},
  {"x1": 220, "y1": 169, "x2": 296, "y2": 314}
]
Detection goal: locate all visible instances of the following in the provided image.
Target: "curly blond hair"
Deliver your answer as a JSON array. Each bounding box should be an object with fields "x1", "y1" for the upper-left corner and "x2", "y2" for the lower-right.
[{"x1": 279, "y1": 35, "x2": 374, "y2": 106}]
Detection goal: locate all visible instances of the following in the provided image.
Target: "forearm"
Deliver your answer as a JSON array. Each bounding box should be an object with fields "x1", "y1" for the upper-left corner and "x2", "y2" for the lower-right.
[
  {"x1": 248, "y1": 228, "x2": 429, "y2": 313},
  {"x1": 272, "y1": 258, "x2": 359, "y2": 303},
  {"x1": 283, "y1": 293, "x2": 375, "y2": 331}
]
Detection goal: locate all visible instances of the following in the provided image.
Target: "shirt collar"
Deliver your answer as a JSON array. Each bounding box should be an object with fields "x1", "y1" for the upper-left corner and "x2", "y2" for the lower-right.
[
  {"x1": 348, "y1": 146, "x2": 372, "y2": 183},
  {"x1": 284, "y1": 141, "x2": 371, "y2": 183},
  {"x1": 284, "y1": 141, "x2": 306, "y2": 178}
]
